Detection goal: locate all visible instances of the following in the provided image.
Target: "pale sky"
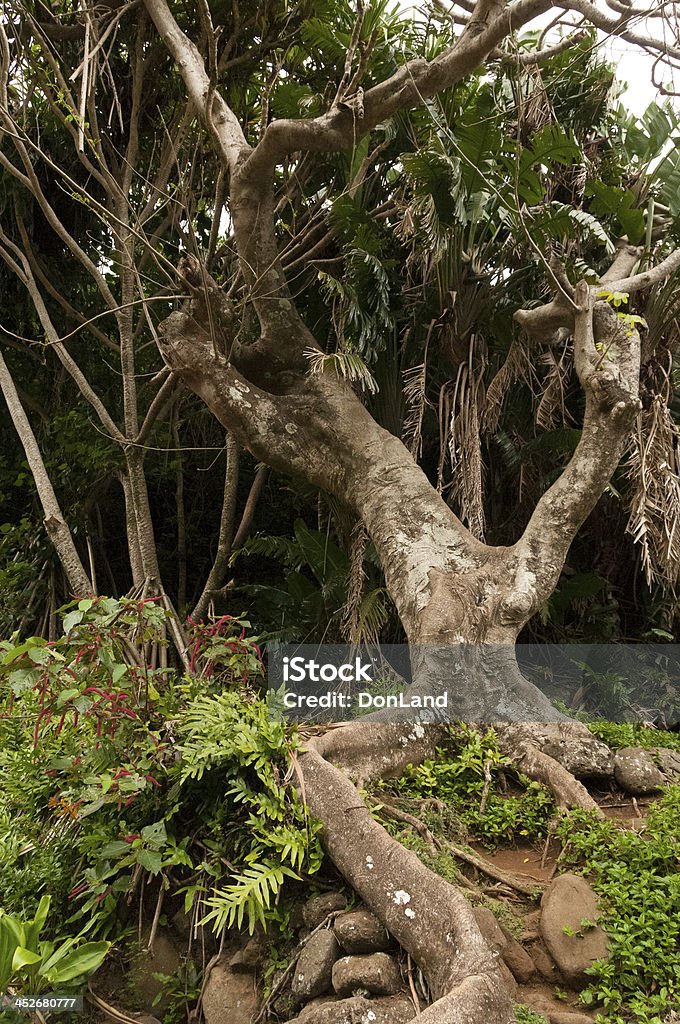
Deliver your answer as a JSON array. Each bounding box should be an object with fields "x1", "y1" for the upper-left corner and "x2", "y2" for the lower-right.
[{"x1": 605, "y1": 42, "x2": 671, "y2": 114}]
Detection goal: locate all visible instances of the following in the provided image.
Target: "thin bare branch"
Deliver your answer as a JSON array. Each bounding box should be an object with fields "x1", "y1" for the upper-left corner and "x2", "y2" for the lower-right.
[{"x1": 192, "y1": 434, "x2": 240, "y2": 620}]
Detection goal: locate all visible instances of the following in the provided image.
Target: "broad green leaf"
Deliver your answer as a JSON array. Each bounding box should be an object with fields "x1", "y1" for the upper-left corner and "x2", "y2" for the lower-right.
[
  {"x1": 12, "y1": 946, "x2": 41, "y2": 970},
  {"x1": 137, "y1": 849, "x2": 163, "y2": 874},
  {"x1": 43, "y1": 941, "x2": 110, "y2": 984}
]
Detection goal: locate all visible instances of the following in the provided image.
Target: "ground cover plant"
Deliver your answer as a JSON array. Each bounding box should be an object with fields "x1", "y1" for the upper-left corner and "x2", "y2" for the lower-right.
[{"x1": 1, "y1": 606, "x2": 678, "y2": 1022}]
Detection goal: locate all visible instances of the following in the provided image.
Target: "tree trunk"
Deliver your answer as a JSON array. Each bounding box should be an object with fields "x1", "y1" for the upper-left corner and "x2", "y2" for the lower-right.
[
  {"x1": 192, "y1": 432, "x2": 240, "y2": 620},
  {"x1": 0, "y1": 349, "x2": 92, "y2": 596},
  {"x1": 136, "y1": 6, "x2": 674, "y2": 1018}
]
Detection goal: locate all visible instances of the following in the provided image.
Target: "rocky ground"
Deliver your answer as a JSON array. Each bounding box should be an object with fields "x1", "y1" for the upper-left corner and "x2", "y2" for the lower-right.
[{"x1": 85, "y1": 742, "x2": 679, "y2": 1024}]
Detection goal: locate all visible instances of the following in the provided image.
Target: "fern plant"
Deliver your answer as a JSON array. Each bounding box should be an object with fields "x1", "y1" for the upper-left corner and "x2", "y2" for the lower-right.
[
  {"x1": 179, "y1": 690, "x2": 323, "y2": 933},
  {"x1": 231, "y1": 517, "x2": 390, "y2": 642},
  {"x1": 200, "y1": 860, "x2": 300, "y2": 934}
]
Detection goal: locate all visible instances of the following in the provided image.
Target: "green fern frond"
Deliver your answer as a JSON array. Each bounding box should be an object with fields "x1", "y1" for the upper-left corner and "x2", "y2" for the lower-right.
[
  {"x1": 200, "y1": 860, "x2": 299, "y2": 935},
  {"x1": 354, "y1": 587, "x2": 389, "y2": 644}
]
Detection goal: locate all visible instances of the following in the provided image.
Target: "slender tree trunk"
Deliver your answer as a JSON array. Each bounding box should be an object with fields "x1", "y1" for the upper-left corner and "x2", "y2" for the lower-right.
[
  {"x1": 231, "y1": 464, "x2": 267, "y2": 548},
  {"x1": 172, "y1": 413, "x2": 187, "y2": 612},
  {"x1": 119, "y1": 471, "x2": 145, "y2": 590},
  {"x1": 0, "y1": 350, "x2": 92, "y2": 596},
  {"x1": 192, "y1": 433, "x2": 240, "y2": 620},
  {"x1": 125, "y1": 448, "x2": 161, "y2": 589}
]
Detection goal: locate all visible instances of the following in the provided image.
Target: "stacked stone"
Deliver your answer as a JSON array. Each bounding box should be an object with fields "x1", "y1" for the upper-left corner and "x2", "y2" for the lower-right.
[
  {"x1": 282, "y1": 872, "x2": 613, "y2": 1024},
  {"x1": 285, "y1": 893, "x2": 415, "y2": 1023}
]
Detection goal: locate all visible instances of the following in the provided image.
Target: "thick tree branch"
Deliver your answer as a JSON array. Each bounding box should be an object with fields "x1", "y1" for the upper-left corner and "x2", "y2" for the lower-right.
[
  {"x1": 599, "y1": 241, "x2": 643, "y2": 283},
  {"x1": 157, "y1": 288, "x2": 484, "y2": 637},
  {"x1": 242, "y1": 0, "x2": 554, "y2": 177},
  {"x1": 601, "y1": 246, "x2": 680, "y2": 295},
  {"x1": 511, "y1": 280, "x2": 641, "y2": 614},
  {"x1": 142, "y1": 0, "x2": 249, "y2": 172}
]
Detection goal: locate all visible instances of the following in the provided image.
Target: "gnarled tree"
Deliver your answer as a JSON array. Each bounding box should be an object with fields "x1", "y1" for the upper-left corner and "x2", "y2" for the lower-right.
[{"x1": 2, "y1": 1, "x2": 680, "y2": 1019}]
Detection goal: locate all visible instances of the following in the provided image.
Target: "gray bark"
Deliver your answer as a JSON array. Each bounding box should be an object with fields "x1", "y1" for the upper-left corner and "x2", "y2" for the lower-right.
[{"x1": 0, "y1": 349, "x2": 92, "y2": 595}]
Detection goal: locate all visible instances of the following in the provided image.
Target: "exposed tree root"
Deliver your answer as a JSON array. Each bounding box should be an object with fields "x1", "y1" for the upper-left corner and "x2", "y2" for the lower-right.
[
  {"x1": 377, "y1": 800, "x2": 542, "y2": 894},
  {"x1": 511, "y1": 741, "x2": 604, "y2": 815},
  {"x1": 301, "y1": 725, "x2": 516, "y2": 1023},
  {"x1": 441, "y1": 841, "x2": 544, "y2": 896},
  {"x1": 375, "y1": 800, "x2": 439, "y2": 852},
  {"x1": 297, "y1": 718, "x2": 616, "y2": 1022},
  {"x1": 494, "y1": 722, "x2": 614, "y2": 780}
]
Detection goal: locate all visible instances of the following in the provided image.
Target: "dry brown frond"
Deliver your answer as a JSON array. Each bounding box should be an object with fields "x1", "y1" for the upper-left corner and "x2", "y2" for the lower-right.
[
  {"x1": 483, "y1": 337, "x2": 532, "y2": 435},
  {"x1": 535, "y1": 340, "x2": 573, "y2": 431},
  {"x1": 341, "y1": 520, "x2": 368, "y2": 643},
  {"x1": 402, "y1": 321, "x2": 435, "y2": 459},
  {"x1": 446, "y1": 337, "x2": 487, "y2": 540},
  {"x1": 626, "y1": 397, "x2": 680, "y2": 592}
]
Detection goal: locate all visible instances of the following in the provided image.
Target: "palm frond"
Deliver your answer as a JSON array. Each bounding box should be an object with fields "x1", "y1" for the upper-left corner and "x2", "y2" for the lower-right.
[
  {"x1": 535, "y1": 340, "x2": 573, "y2": 431},
  {"x1": 341, "y1": 520, "x2": 368, "y2": 643},
  {"x1": 446, "y1": 338, "x2": 487, "y2": 539},
  {"x1": 305, "y1": 349, "x2": 378, "y2": 394},
  {"x1": 483, "y1": 338, "x2": 532, "y2": 435},
  {"x1": 200, "y1": 860, "x2": 299, "y2": 936}
]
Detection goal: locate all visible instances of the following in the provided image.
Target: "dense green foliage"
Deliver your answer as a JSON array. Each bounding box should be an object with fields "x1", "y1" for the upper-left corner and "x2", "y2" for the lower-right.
[
  {"x1": 1, "y1": 607, "x2": 679, "y2": 1022},
  {"x1": 0, "y1": 2, "x2": 679, "y2": 658},
  {"x1": 0, "y1": 4, "x2": 679, "y2": 1022},
  {"x1": 556, "y1": 792, "x2": 680, "y2": 1023},
  {"x1": 0, "y1": 599, "x2": 322, "y2": 999},
  {"x1": 379, "y1": 726, "x2": 680, "y2": 1024},
  {"x1": 588, "y1": 721, "x2": 680, "y2": 752},
  {"x1": 381, "y1": 726, "x2": 554, "y2": 847}
]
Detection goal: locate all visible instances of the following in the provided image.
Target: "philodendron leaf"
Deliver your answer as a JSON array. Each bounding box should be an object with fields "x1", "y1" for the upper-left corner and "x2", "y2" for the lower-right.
[
  {"x1": 43, "y1": 941, "x2": 110, "y2": 984},
  {"x1": 12, "y1": 946, "x2": 42, "y2": 970}
]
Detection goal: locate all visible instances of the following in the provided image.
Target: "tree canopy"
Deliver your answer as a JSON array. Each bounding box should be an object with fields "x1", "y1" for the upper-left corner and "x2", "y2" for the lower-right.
[{"x1": 0, "y1": 1, "x2": 678, "y2": 661}]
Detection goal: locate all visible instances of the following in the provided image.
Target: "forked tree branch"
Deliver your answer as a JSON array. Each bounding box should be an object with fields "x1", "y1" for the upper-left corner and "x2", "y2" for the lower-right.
[
  {"x1": 241, "y1": 0, "x2": 554, "y2": 178},
  {"x1": 601, "y1": 246, "x2": 680, "y2": 295},
  {"x1": 142, "y1": 0, "x2": 248, "y2": 172},
  {"x1": 511, "y1": 279, "x2": 642, "y2": 617}
]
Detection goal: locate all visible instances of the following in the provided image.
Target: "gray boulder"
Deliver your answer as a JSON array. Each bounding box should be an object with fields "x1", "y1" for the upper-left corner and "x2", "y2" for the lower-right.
[
  {"x1": 651, "y1": 746, "x2": 680, "y2": 781},
  {"x1": 202, "y1": 962, "x2": 259, "y2": 1024},
  {"x1": 332, "y1": 953, "x2": 402, "y2": 998},
  {"x1": 614, "y1": 747, "x2": 666, "y2": 794},
  {"x1": 303, "y1": 892, "x2": 348, "y2": 930},
  {"x1": 540, "y1": 873, "x2": 609, "y2": 987},
  {"x1": 334, "y1": 909, "x2": 391, "y2": 954},
  {"x1": 292, "y1": 931, "x2": 341, "y2": 1000},
  {"x1": 292, "y1": 994, "x2": 415, "y2": 1023}
]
